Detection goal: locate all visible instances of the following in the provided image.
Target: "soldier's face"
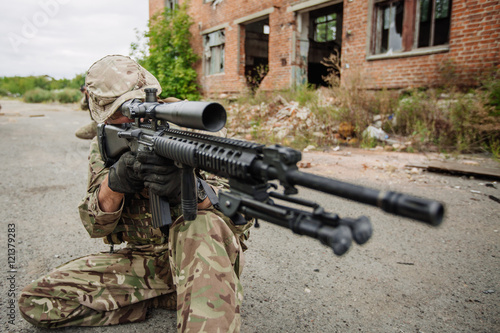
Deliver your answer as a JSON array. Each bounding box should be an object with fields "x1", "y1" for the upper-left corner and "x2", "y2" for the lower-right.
[{"x1": 106, "y1": 111, "x2": 133, "y2": 125}]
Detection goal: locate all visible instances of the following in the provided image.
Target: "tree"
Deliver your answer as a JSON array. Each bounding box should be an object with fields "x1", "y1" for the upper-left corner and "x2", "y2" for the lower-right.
[{"x1": 131, "y1": 3, "x2": 200, "y2": 100}]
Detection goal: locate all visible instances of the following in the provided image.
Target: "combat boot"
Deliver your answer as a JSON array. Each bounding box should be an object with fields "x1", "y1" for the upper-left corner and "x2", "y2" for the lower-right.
[{"x1": 75, "y1": 121, "x2": 97, "y2": 140}]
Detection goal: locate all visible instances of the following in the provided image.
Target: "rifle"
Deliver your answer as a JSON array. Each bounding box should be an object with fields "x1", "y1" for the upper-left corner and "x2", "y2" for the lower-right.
[{"x1": 97, "y1": 88, "x2": 444, "y2": 255}]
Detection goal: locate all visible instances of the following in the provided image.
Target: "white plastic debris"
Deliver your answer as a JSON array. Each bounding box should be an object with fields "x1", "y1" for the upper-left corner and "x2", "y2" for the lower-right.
[{"x1": 363, "y1": 125, "x2": 389, "y2": 141}]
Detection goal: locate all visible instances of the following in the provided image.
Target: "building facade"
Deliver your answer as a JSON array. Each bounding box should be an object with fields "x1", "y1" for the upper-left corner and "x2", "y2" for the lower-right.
[{"x1": 149, "y1": 0, "x2": 499, "y2": 95}]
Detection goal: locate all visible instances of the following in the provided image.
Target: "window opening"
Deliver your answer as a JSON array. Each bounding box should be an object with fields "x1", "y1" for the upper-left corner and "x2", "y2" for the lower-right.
[
  {"x1": 164, "y1": 0, "x2": 178, "y2": 11},
  {"x1": 244, "y1": 18, "x2": 269, "y2": 91}
]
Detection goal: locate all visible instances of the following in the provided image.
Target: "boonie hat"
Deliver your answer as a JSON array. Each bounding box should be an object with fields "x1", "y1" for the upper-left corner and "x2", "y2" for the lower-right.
[{"x1": 85, "y1": 55, "x2": 162, "y2": 123}]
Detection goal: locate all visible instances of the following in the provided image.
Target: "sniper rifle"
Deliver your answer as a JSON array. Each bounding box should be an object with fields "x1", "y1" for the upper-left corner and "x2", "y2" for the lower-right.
[{"x1": 97, "y1": 88, "x2": 444, "y2": 255}]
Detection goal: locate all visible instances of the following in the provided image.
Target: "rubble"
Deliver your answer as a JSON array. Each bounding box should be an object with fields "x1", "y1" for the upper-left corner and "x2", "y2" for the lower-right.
[
  {"x1": 226, "y1": 96, "x2": 420, "y2": 154},
  {"x1": 226, "y1": 97, "x2": 327, "y2": 145}
]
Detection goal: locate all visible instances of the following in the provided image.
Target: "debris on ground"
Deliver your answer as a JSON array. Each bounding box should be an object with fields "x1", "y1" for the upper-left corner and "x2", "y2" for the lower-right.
[
  {"x1": 226, "y1": 97, "x2": 335, "y2": 148},
  {"x1": 407, "y1": 161, "x2": 500, "y2": 180}
]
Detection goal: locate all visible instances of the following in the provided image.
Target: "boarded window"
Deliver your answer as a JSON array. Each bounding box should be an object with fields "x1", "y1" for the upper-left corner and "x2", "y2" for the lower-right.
[{"x1": 204, "y1": 30, "x2": 225, "y2": 75}]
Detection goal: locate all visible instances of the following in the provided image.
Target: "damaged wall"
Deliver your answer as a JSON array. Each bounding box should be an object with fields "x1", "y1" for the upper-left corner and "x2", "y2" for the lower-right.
[{"x1": 149, "y1": 0, "x2": 500, "y2": 95}]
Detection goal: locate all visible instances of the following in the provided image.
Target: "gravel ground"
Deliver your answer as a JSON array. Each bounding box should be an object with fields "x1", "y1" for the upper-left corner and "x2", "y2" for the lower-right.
[{"x1": 0, "y1": 99, "x2": 499, "y2": 332}]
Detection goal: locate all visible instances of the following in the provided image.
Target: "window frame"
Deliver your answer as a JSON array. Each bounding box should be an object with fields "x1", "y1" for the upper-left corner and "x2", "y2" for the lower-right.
[
  {"x1": 415, "y1": 0, "x2": 452, "y2": 48},
  {"x1": 313, "y1": 13, "x2": 338, "y2": 43},
  {"x1": 368, "y1": 0, "x2": 452, "y2": 60}
]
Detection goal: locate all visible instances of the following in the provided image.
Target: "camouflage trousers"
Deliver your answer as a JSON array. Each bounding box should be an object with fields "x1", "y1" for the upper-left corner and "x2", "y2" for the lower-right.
[{"x1": 19, "y1": 210, "x2": 249, "y2": 332}]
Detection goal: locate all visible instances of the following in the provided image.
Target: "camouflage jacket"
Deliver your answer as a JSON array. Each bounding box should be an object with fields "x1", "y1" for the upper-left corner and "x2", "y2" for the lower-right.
[{"x1": 78, "y1": 138, "x2": 168, "y2": 246}]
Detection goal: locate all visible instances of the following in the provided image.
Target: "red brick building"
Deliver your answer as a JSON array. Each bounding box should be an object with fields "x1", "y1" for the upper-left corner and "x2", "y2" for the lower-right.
[{"x1": 149, "y1": 0, "x2": 499, "y2": 95}]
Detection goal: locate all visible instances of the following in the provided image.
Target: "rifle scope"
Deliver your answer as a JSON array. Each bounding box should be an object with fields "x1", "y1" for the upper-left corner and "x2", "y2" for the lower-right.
[{"x1": 121, "y1": 90, "x2": 226, "y2": 132}]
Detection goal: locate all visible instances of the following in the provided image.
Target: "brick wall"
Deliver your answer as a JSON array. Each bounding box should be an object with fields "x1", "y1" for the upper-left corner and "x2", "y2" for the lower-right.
[
  {"x1": 448, "y1": 0, "x2": 500, "y2": 85},
  {"x1": 149, "y1": 0, "x2": 164, "y2": 19},
  {"x1": 342, "y1": 0, "x2": 500, "y2": 89},
  {"x1": 150, "y1": 0, "x2": 298, "y2": 95},
  {"x1": 259, "y1": 4, "x2": 295, "y2": 91},
  {"x1": 149, "y1": 0, "x2": 500, "y2": 94}
]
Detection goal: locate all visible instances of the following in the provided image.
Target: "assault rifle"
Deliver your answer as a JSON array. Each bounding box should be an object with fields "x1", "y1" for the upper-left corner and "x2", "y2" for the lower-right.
[{"x1": 98, "y1": 88, "x2": 444, "y2": 255}]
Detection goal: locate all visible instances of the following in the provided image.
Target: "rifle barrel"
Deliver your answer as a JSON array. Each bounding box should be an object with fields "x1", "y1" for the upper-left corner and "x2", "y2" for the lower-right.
[{"x1": 285, "y1": 170, "x2": 444, "y2": 226}]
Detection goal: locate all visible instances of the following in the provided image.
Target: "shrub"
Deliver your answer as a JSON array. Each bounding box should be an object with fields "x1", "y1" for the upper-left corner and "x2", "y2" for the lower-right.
[
  {"x1": 54, "y1": 88, "x2": 81, "y2": 103},
  {"x1": 394, "y1": 88, "x2": 500, "y2": 152},
  {"x1": 0, "y1": 88, "x2": 10, "y2": 96},
  {"x1": 23, "y1": 88, "x2": 54, "y2": 103}
]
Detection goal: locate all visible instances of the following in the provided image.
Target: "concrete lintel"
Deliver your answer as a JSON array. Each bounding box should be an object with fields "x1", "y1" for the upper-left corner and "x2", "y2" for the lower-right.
[
  {"x1": 288, "y1": 0, "x2": 342, "y2": 13},
  {"x1": 233, "y1": 7, "x2": 274, "y2": 25},
  {"x1": 201, "y1": 23, "x2": 229, "y2": 35}
]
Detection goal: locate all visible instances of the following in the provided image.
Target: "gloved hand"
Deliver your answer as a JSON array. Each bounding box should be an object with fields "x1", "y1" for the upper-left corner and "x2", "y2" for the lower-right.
[
  {"x1": 108, "y1": 151, "x2": 144, "y2": 194},
  {"x1": 134, "y1": 151, "x2": 182, "y2": 205}
]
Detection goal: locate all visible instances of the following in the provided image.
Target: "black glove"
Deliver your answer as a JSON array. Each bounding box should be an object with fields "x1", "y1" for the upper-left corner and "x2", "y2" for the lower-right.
[
  {"x1": 107, "y1": 151, "x2": 144, "y2": 194},
  {"x1": 134, "y1": 151, "x2": 182, "y2": 205}
]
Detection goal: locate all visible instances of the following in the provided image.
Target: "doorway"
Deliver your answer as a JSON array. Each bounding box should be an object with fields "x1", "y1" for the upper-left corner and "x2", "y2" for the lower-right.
[
  {"x1": 244, "y1": 18, "x2": 270, "y2": 90},
  {"x1": 305, "y1": 3, "x2": 343, "y2": 87}
]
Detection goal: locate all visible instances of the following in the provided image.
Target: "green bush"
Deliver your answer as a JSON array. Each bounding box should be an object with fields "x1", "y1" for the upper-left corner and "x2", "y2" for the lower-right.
[
  {"x1": 131, "y1": 3, "x2": 200, "y2": 100},
  {"x1": 483, "y1": 69, "x2": 500, "y2": 116},
  {"x1": 0, "y1": 87, "x2": 9, "y2": 96},
  {"x1": 0, "y1": 74, "x2": 85, "y2": 97},
  {"x1": 55, "y1": 88, "x2": 81, "y2": 103},
  {"x1": 23, "y1": 88, "x2": 54, "y2": 103},
  {"x1": 394, "y1": 88, "x2": 500, "y2": 152}
]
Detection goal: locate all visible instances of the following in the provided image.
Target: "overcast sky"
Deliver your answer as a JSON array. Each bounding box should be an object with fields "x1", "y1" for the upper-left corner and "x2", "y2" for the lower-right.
[{"x1": 0, "y1": 0, "x2": 150, "y2": 79}]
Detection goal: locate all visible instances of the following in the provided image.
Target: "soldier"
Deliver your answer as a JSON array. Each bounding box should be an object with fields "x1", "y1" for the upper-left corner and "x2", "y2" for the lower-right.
[{"x1": 18, "y1": 55, "x2": 252, "y2": 332}]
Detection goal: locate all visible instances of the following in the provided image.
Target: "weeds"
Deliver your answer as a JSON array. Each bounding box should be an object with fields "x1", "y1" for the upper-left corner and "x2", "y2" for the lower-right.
[
  {"x1": 223, "y1": 68, "x2": 500, "y2": 157},
  {"x1": 246, "y1": 64, "x2": 269, "y2": 93},
  {"x1": 55, "y1": 88, "x2": 81, "y2": 103},
  {"x1": 321, "y1": 51, "x2": 341, "y2": 88}
]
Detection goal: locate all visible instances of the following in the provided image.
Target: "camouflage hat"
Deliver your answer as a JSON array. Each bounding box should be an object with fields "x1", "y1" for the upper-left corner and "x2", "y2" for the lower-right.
[{"x1": 85, "y1": 55, "x2": 162, "y2": 123}]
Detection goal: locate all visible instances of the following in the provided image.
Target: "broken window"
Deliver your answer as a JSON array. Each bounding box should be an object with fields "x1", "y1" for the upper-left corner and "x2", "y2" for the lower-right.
[
  {"x1": 204, "y1": 30, "x2": 225, "y2": 75},
  {"x1": 373, "y1": 0, "x2": 404, "y2": 54},
  {"x1": 371, "y1": 0, "x2": 452, "y2": 55}
]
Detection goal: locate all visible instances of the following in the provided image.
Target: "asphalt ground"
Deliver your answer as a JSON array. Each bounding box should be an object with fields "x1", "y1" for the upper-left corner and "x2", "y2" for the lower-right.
[{"x1": 0, "y1": 99, "x2": 499, "y2": 332}]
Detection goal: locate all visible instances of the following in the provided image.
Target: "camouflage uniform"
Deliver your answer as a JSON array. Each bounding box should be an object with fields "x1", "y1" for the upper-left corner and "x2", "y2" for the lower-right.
[
  {"x1": 19, "y1": 55, "x2": 252, "y2": 332},
  {"x1": 19, "y1": 138, "x2": 252, "y2": 331}
]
